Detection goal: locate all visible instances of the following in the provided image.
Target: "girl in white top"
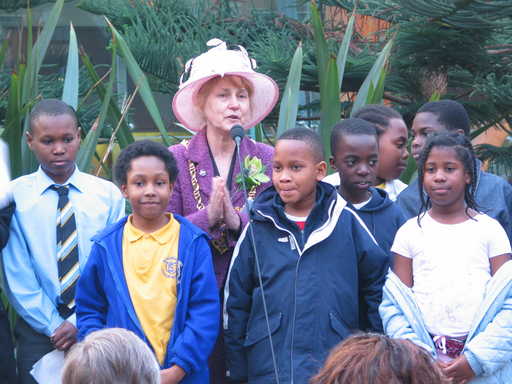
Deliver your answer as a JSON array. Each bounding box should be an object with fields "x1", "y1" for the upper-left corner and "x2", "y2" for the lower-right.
[{"x1": 392, "y1": 132, "x2": 511, "y2": 383}]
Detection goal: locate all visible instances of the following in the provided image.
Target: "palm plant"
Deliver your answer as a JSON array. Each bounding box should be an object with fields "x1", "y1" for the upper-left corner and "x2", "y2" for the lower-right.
[
  {"x1": 78, "y1": 0, "x2": 393, "y2": 158},
  {"x1": 329, "y1": 0, "x2": 512, "y2": 175},
  {"x1": 0, "y1": 0, "x2": 172, "y2": 178}
]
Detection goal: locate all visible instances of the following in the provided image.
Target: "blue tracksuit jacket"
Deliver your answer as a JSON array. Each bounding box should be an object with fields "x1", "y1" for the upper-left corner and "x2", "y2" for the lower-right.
[
  {"x1": 223, "y1": 182, "x2": 389, "y2": 384},
  {"x1": 76, "y1": 215, "x2": 220, "y2": 383},
  {"x1": 380, "y1": 263, "x2": 512, "y2": 383}
]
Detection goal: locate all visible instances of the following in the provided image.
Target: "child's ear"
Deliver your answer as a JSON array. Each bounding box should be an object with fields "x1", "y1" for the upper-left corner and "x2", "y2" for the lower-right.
[
  {"x1": 26, "y1": 131, "x2": 33, "y2": 150},
  {"x1": 329, "y1": 156, "x2": 337, "y2": 171},
  {"x1": 120, "y1": 184, "x2": 129, "y2": 199},
  {"x1": 465, "y1": 171, "x2": 471, "y2": 185},
  {"x1": 316, "y1": 161, "x2": 328, "y2": 181}
]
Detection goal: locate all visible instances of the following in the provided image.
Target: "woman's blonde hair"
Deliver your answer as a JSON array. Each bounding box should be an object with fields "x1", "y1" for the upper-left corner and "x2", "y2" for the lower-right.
[
  {"x1": 62, "y1": 328, "x2": 160, "y2": 384},
  {"x1": 195, "y1": 75, "x2": 254, "y2": 112},
  {"x1": 310, "y1": 333, "x2": 449, "y2": 384}
]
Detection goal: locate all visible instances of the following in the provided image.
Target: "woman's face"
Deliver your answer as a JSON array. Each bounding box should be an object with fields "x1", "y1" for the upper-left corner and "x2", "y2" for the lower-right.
[{"x1": 201, "y1": 76, "x2": 251, "y2": 135}]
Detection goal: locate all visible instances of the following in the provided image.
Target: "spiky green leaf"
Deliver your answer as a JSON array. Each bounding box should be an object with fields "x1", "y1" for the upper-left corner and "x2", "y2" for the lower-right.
[
  {"x1": 337, "y1": 13, "x2": 355, "y2": 90},
  {"x1": 351, "y1": 39, "x2": 393, "y2": 116},
  {"x1": 62, "y1": 22, "x2": 79, "y2": 109},
  {"x1": 319, "y1": 57, "x2": 341, "y2": 161},
  {"x1": 277, "y1": 42, "x2": 303, "y2": 135},
  {"x1": 106, "y1": 17, "x2": 174, "y2": 146},
  {"x1": 76, "y1": 42, "x2": 116, "y2": 172}
]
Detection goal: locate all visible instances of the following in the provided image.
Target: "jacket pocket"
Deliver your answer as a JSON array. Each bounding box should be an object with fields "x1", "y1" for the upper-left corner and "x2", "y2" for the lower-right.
[
  {"x1": 244, "y1": 312, "x2": 282, "y2": 347},
  {"x1": 329, "y1": 312, "x2": 350, "y2": 340},
  {"x1": 244, "y1": 313, "x2": 282, "y2": 380}
]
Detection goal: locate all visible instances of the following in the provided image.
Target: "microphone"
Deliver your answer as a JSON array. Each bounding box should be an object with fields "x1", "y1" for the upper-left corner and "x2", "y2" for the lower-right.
[
  {"x1": 229, "y1": 125, "x2": 281, "y2": 383},
  {"x1": 230, "y1": 125, "x2": 245, "y2": 145}
]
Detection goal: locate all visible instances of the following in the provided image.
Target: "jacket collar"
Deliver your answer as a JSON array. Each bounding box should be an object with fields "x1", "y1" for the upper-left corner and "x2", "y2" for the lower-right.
[
  {"x1": 124, "y1": 213, "x2": 179, "y2": 245},
  {"x1": 252, "y1": 182, "x2": 346, "y2": 254}
]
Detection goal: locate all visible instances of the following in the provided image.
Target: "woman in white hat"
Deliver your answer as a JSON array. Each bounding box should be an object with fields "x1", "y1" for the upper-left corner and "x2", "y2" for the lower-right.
[{"x1": 168, "y1": 39, "x2": 279, "y2": 383}]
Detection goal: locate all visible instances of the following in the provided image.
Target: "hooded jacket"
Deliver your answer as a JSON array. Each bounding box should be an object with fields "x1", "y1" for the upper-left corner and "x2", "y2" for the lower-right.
[
  {"x1": 223, "y1": 182, "x2": 388, "y2": 384},
  {"x1": 76, "y1": 215, "x2": 220, "y2": 384},
  {"x1": 380, "y1": 263, "x2": 512, "y2": 383},
  {"x1": 350, "y1": 187, "x2": 405, "y2": 258},
  {"x1": 397, "y1": 162, "x2": 512, "y2": 243}
]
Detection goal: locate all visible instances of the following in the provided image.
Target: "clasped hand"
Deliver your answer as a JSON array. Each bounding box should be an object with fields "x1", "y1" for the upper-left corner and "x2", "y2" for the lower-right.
[
  {"x1": 207, "y1": 177, "x2": 241, "y2": 231},
  {"x1": 439, "y1": 355, "x2": 475, "y2": 384},
  {"x1": 50, "y1": 320, "x2": 77, "y2": 351}
]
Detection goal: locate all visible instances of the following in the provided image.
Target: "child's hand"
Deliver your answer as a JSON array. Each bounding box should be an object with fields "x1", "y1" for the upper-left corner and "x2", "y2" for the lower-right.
[
  {"x1": 51, "y1": 320, "x2": 77, "y2": 351},
  {"x1": 161, "y1": 365, "x2": 186, "y2": 384},
  {"x1": 207, "y1": 177, "x2": 225, "y2": 228},
  {"x1": 442, "y1": 355, "x2": 475, "y2": 384}
]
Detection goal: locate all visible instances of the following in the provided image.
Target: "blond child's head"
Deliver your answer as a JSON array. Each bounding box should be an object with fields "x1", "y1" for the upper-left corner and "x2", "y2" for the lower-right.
[{"x1": 62, "y1": 328, "x2": 160, "y2": 384}]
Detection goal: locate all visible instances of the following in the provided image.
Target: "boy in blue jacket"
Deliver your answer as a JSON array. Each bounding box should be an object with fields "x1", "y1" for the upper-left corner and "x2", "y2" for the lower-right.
[
  {"x1": 76, "y1": 140, "x2": 219, "y2": 384},
  {"x1": 224, "y1": 128, "x2": 388, "y2": 384},
  {"x1": 330, "y1": 118, "x2": 405, "y2": 258}
]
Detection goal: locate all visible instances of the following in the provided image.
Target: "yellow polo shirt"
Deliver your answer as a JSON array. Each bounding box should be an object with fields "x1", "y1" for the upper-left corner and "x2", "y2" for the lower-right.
[{"x1": 122, "y1": 214, "x2": 181, "y2": 365}]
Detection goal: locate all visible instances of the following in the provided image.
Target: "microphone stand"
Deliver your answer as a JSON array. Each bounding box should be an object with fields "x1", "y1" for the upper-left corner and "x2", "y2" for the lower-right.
[{"x1": 232, "y1": 131, "x2": 280, "y2": 384}]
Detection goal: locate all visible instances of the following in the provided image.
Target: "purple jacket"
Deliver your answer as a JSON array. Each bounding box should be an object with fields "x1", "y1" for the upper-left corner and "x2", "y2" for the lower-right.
[{"x1": 168, "y1": 128, "x2": 274, "y2": 252}]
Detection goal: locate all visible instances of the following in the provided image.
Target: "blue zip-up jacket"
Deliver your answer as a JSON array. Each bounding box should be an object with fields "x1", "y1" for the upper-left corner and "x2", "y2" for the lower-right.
[
  {"x1": 397, "y1": 162, "x2": 512, "y2": 243},
  {"x1": 223, "y1": 182, "x2": 389, "y2": 384},
  {"x1": 349, "y1": 187, "x2": 405, "y2": 259},
  {"x1": 380, "y1": 264, "x2": 512, "y2": 383},
  {"x1": 76, "y1": 215, "x2": 220, "y2": 384}
]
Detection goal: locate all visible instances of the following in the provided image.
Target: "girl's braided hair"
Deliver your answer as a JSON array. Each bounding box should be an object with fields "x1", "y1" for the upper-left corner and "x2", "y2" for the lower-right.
[{"x1": 417, "y1": 132, "x2": 479, "y2": 225}]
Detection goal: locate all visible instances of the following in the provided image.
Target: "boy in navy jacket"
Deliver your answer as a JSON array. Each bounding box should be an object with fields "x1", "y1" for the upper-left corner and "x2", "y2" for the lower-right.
[
  {"x1": 76, "y1": 140, "x2": 219, "y2": 384},
  {"x1": 330, "y1": 118, "x2": 405, "y2": 257},
  {"x1": 224, "y1": 128, "x2": 388, "y2": 384}
]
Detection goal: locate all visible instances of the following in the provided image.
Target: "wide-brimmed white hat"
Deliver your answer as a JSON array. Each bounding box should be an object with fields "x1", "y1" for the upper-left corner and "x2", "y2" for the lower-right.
[{"x1": 172, "y1": 38, "x2": 279, "y2": 133}]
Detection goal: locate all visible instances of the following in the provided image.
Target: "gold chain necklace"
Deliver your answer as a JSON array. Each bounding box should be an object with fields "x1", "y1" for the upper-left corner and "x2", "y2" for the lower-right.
[{"x1": 182, "y1": 139, "x2": 257, "y2": 254}]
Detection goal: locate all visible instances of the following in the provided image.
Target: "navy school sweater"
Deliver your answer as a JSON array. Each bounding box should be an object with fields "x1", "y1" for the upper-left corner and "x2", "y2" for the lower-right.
[{"x1": 348, "y1": 187, "x2": 406, "y2": 259}]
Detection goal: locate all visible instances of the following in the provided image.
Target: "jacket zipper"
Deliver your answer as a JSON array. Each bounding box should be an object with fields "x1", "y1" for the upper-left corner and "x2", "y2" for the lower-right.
[
  {"x1": 256, "y1": 203, "x2": 340, "y2": 383},
  {"x1": 255, "y1": 210, "x2": 302, "y2": 383},
  {"x1": 290, "y1": 248, "x2": 302, "y2": 384}
]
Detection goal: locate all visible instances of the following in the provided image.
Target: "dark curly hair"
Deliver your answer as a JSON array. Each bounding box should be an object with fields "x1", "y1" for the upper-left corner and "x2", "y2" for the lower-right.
[
  {"x1": 417, "y1": 132, "x2": 479, "y2": 224},
  {"x1": 310, "y1": 333, "x2": 450, "y2": 384},
  {"x1": 114, "y1": 140, "x2": 178, "y2": 186},
  {"x1": 29, "y1": 99, "x2": 78, "y2": 132},
  {"x1": 417, "y1": 100, "x2": 470, "y2": 136},
  {"x1": 278, "y1": 127, "x2": 324, "y2": 162},
  {"x1": 352, "y1": 104, "x2": 403, "y2": 136},
  {"x1": 330, "y1": 118, "x2": 378, "y2": 157}
]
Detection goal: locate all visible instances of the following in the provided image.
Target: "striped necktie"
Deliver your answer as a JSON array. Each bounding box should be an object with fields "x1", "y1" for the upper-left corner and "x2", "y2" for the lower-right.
[{"x1": 51, "y1": 185, "x2": 79, "y2": 317}]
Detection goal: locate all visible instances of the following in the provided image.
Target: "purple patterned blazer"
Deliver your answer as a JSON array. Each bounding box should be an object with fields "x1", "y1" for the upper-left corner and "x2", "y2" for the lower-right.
[{"x1": 168, "y1": 129, "x2": 274, "y2": 286}]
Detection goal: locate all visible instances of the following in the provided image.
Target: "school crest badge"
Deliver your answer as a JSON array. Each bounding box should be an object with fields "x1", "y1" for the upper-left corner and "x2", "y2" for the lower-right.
[{"x1": 161, "y1": 256, "x2": 183, "y2": 282}]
